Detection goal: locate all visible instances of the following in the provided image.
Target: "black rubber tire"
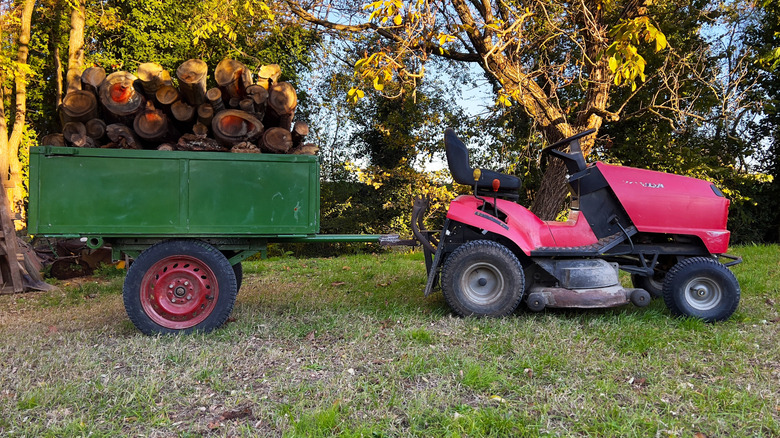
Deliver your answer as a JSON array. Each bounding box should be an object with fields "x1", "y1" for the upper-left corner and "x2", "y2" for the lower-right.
[
  {"x1": 630, "y1": 288, "x2": 651, "y2": 307},
  {"x1": 123, "y1": 239, "x2": 238, "y2": 335},
  {"x1": 233, "y1": 262, "x2": 243, "y2": 291},
  {"x1": 526, "y1": 292, "x2": 546, "y2": 312},
  {"x1": 662, "y1": 257, "x2": 740, "y2": 322},
  {"x1": 631, "y1": 273, "x2": 664, "y2": 298},
  {"x1": 440, "y1": 240, "x2": 524, "y2": 317}
]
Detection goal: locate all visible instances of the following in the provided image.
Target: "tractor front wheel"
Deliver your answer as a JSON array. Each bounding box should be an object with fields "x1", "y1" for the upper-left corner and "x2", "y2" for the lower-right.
[
  {"x1": 441, "y1": 240, "x2": 524, "y2": 317},
  {"x1": 123, "y1": 240, "x2": 238, "y2": 335},
  {"x1": 662, "y1": 257, "x2": 740, "y2": 322}
]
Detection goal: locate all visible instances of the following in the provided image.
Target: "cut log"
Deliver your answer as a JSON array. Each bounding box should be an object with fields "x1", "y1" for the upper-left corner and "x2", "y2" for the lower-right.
[
  {"x1": 176, "y1": 134, "x2": 227, "y2": 152},
  {"x1": 206, "y1": 87, "x2": 225, "y2": 112},
  {"x1": 155, "y1": 85, "x2": 179, "y2": 108},
  {"x1": 228, "y1": 97, "x2": 241, "y2": 109},
  {"x1": 215, "y1": 58, "x2": 253, "y2": 100},
  {"x1": 81, "y1": 66, "x2": 106, "y2": 95},
  {"x1": 239, "y1": 99, "x2": 255, "y2": 114},
  {"x1": 197, "y1": 103, "x2": 214, "y2": 127},
  {"x1": 106, "y1": 123, "x2": 142, "y2": 149},
  {"x1": 261, "y1": 127, "x2": 293, "y2": 153},
  {"x1": 176, "y1": 59, "x2": 208, "y2": 105},
  {"x1": 192, "y1": 122, "x2": 209, "y2": 137},
  {"x1": 171, "y1": 101, "x2": 196, "y2": 123},
  {"x1": 257, "y1": 64, "x2": 282, "y2": 89},
  {"x1": 265, "y1": 82, "x2": 297, "y2": 130},
  {"x1": 99, "y1": 71, "x2": 145, "y2": 123},
  {"x1": 42, "y1": 133, "x2": 67, "y2": 147},
  {"x1": 137, "y1": 62, "x2": 172, "y2": 98},
  {"x1": 231, "y1": 142, "x2": 262, "y2": 153},
  {"x1": 245, "y1": 84, "x2": 268, "y2": 118},
  {"x1": 291, "y1": 121, "x2": 309, "y2": 148},
  {"x1": 290, "y1": 143, "x2": 319, "y2": 155},
  {"x1": 60, "y1": 90, "x2": 99, "y2": 124},
  {"x1": 62, "y1": 122, "x2": 95, "y2": 147},
  {"x1": 211, "y1": 109, "x2": 264, "y2": 146},
  {"x1": 85, "y1": 118, "x2": 107, "y2": 140},
  {"x1": 134, "y1": 101, "x2": 169, "y2": 143},
  {"x1": 157, "y1": 143, "x2": 175, "y2": 151}
]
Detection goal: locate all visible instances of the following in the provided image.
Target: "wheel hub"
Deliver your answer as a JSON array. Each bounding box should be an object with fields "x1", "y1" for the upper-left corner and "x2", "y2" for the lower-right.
[
  {"x1": 684, "y1": 277, "x2": 722, "y2": 311},
  {"x1": 461, "y1": 262, "x2": 505, "y2": 306},
  {"x1": 140, "y1": 256, "x2": 219, "y2": 329}
]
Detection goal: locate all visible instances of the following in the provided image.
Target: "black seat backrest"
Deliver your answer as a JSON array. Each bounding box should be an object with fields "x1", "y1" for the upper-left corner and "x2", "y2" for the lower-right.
[{"x1": 443, "y1": 128, "x2": 522, "y2": 192}]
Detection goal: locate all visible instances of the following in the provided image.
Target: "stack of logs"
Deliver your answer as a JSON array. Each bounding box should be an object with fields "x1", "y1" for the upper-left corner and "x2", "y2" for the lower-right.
[{"x1": 44, "y1": 59, "x2": 318, "y2": 155}]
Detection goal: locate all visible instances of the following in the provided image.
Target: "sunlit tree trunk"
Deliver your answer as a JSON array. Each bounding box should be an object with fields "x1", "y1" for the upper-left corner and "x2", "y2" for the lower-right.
[{"x1": 66, "y1": 0, "x2": 86, "y2": 93}]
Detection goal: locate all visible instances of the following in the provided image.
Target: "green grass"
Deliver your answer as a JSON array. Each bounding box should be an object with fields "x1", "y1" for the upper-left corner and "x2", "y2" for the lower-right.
[{"x1": 0, "y1": 246, "x2": 778, "y2": 436}]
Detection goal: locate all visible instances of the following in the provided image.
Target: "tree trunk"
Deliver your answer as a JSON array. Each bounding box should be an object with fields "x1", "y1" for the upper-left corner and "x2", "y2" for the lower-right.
[
  {"x1": 211, "y1": 110, "x2": 264, "y2": 146},
  {"x1": 176, "y1": 59, "x2": 208, "y2": 105},
  {"x1": 99, "y1": 71, "x2": 145, "y2": 123},
  {"x1": 265, "y1": 82, "x2": 297, "y2": 130},
  {"x1": 4, "y1": 0, "x2": 36, "y2": 214},
  {"x1": 81, "y1": 66, "x2": 106, "y2": 95},
  {"x1": 257, "y1": 64, "x2": 281, "y2": 89},
  {"x1": 215, "y1": 58, "x2": 252, "y2": 101},
  {"x1": 136, "y1": 62, "x2": 172, "y2": 98},
  {"x1": 60, "y1": 90, "x2": 98, "y2": 124},
  {"x1": 51, "y1": 0, "x2": 64, "y2": 108},
  {"x1": 261, "y1": 127, "x2": 293, "y2": 153},
  {"x1": 66, "y1": 0, "x2": 86, "y2": 93}
]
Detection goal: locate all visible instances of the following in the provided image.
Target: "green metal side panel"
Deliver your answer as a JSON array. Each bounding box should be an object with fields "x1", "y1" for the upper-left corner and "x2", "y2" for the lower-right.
[{"x1": 28, "y1": 146, "x2": 320, "y2": 237}]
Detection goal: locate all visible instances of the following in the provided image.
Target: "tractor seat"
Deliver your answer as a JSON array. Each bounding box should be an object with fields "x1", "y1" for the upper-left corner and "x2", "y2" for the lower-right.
[{"x1": 444, "y1": 128, "x2": 522, "y2": 194}]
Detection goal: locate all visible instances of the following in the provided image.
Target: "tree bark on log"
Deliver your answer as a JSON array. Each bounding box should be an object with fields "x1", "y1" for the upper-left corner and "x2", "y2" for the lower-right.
[
  {"x1": 106, "y1": 123, "x2": 141, "y2": 149},
  {"x1": 176, "y1": 134, "x2": 226, "y2": 152},
  {"x1": 99, "y1": 71, "x2": 144, "y2": 123},
  {"x1": 176, "y1": 59, "x2": 208, "y2": 105},
  {"x1": 231, "y1": 141, "x2": 262, "y2": 153},
  {"x1": 85, "y1": 118, "x2": 106, "y2": 140},
  {"x1": 261, "y1": 127, "x2": 293, "y2": 153},
  {"x1": 265, "y1": 82, "x2": 297, "y2": 130},
  {"x1": 60, "y1": 90, "x2": 98, "y2": 124},
  {"x1": 291, "y1": 121, "x2": 309, "y2": 148},
  {"x1": 134, "y1": 101, "x2": 169, "y2": 143},
  {"x1": 206, "y1": 87, "x2": 225, "y2": 112},
  {"x1": 245, "y1": 84, "x2": 268, "y2": 118},
  {"x1": 197, "y1": 103, "x2": 214, "y2": 127},
  {"x1": 81, "y1": 66, "x2": 106, "y2": 95},
  {"x1": 211, "y1": 110, "x2": 264, "y2": 146},
  {"x1": 215, "y1": 58, "x2": 252, "y2": 101},
  {"x1": 257, "y1": 64, "x2": 281, "y2": 89},
  {"x1": 137, "y1": 62, "x2": 172, "y2": 98},
  {"x1": 290, "y1": 143, "x2": 319, "y2": 155}
]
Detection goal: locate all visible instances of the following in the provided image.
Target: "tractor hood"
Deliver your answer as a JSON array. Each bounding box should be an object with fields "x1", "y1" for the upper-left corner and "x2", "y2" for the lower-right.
[{"x1": 595, "y1": 162, "x2": 731, "y2": 253}]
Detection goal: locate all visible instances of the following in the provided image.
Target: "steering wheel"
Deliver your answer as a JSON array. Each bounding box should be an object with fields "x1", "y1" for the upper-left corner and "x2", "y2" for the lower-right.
[{"x1": 540, "y1": 128, "x2": 596, "y2": 174}]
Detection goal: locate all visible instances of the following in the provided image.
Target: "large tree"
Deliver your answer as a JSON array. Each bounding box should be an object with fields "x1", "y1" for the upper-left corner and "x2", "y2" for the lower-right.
[{"x1": 285, "y1": 0, "x2": 684, "y2": 218}]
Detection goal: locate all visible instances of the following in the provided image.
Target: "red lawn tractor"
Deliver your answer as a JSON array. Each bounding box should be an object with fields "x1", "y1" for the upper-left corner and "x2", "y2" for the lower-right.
[{"x1": 412, "y1": 129, "x2": 742, "y2": 321}]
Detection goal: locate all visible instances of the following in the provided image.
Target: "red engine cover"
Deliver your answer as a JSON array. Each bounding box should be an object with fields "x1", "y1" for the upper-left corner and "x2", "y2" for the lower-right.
[{"x1": 596, "y1": 162, "x2": 731, "y2": 253}]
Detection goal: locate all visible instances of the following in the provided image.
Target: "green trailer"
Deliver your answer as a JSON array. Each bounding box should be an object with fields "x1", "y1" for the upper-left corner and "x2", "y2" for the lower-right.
[{"x1": 28, "y1": 146, "x2": 391, "y2": 334}]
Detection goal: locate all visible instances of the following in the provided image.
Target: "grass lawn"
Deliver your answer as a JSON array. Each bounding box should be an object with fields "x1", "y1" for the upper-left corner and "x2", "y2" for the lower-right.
[{"x1": 0, "y1": 244, "x2": 778, "y2": 437}]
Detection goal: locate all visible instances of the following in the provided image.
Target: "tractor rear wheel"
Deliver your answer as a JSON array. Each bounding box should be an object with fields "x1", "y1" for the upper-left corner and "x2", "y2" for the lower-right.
[
  {"x1": 441, "y1": 240, "x2": 524, "y2": 317},
  {"x1": 662, "y1": 257, "x2": 740, "y2": 322}
]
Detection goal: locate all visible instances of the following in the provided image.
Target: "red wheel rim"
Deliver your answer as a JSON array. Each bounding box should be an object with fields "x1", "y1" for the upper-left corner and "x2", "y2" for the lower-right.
[{"x1": 140, "y1": 255, "x2": 220, "y2": 329}]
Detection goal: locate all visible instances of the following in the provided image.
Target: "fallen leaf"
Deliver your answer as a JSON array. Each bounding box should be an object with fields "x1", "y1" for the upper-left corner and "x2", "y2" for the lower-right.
[
  {"x1": 331, "y1": 282, "x2": 346, "y2": 287},
  {"x1": 523, "y1": 368, "x2": 533, "y2": 378},
  {"x1": 220, "y1": 407, "x2": 252, "y2": 421},
  {"x1": 342, "y1": 266, "x2": 351, "y2": 271},
  {"x1": 766, "y1": 298, "x2": 776, "y2": 306},
  {"x1": 694, "y1": 433, "x2": 708, "y2": 438},
  {"x1": 46, "y1": 325, "x2": 58, "y2": 335},
  {"x1": 490, "y1": 395, "x2": 507, "y2": 403},
  {"x1": 305, "y1": 331, "x2": 315, "y2": 341},
  {"x1": 207, "y1": 421, "x2": 220, "y2": 430},
  {"x1": 378, "y1": 282, "x2": 389, "y2": 287}
]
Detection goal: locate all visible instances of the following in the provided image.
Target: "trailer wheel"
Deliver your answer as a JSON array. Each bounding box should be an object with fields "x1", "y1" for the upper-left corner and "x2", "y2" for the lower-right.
[
  {"x1": 124, "y1": 240, "x2": 238, "y2": 335},
  {"x1": 662, "y1": 257, "x2": 740, "y2": 322},
  {"x1": 631, "y1": 273, "x2": 664, "y2": 298},
  {"x1": 441, "y1": 240, "x2": 524, "y2": 317}
]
